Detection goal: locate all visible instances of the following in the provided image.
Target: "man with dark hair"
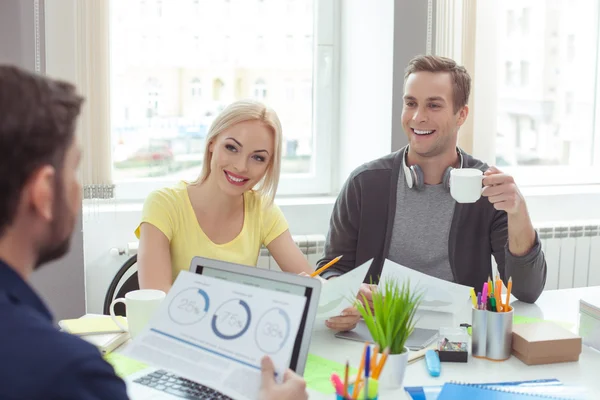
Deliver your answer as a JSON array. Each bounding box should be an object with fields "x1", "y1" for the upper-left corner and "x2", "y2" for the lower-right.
[
  {"x1": 0, "y1": 66, "x2": 308, "y2": 400},
  {"x1": 320, "y1": 55, "x2": 547, "y2": 332}
]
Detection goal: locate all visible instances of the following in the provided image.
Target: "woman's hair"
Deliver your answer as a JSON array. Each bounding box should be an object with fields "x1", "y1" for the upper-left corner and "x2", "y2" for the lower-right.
[{"x1": 197, "y1": 99, "x2": 282, "y2": 205}]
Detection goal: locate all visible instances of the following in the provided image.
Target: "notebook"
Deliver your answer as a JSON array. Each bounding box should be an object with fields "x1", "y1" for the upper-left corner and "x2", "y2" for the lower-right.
[
  {"x1": 406, "y1": 379, "x2": 564, "y2": 400},
  {"x1": 81, "y1": 331, "x2": 130, "y2": 355},
  {"x1": 437, "y1": 382, "x2": 585, "y2": 400}
]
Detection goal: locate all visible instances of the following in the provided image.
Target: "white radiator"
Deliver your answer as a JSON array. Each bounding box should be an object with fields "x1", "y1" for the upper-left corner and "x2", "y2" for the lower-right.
[
  {"x1": 258, "y1": 234, "x2": 326, "y2": 271},
  {"x1": 118, "y1": 234, "x2": 327, "y2": 270},
  {"x1": 538, "y1": 224, "x2": 600, "y2": 290}
]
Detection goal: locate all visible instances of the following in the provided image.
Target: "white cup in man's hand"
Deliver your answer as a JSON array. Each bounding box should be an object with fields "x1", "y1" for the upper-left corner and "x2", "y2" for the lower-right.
[{"x1": 450, "y1": 168, "x2": 483, "y2": 203}]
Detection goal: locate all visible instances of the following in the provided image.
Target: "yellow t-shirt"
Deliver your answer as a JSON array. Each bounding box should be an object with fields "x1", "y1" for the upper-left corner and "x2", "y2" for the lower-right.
[{"x1": 134, "y1": 181, "x2": 289, "y2": 281}]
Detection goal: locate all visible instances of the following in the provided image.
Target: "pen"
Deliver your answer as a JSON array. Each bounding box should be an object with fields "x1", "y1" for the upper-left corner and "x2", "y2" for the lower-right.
[
  {"x1": 481, "y1": 283, "x2": 488, "y2": 308},
  {"x1": 505, "y1": 276, "x2": 512, "y2": 311},
  {"x1": 487, "y1": 276, "x2": 492, "y2": 298},
  {"x1": 352, "y1": 343, "x2": 368, "y2": 399},
  {"x1": 310, "y1": 255, "x2": 343, "y2": 277},
  {"x1": 364, "y1": 346, "x2": 370, "y2": 400},
  {"x1": 476, "y1": 292, "x2": 482, "y2": 310},
  {"x1": 330, "y1": 373, "x2": 344, "y2": 396},
  {"x1": 343, "y1": 361, "x2": 349, "y2": 399},
  {"x1": 470, "y1": 288, "x2": 477, "y2": 308},
  {"x1": 490, "y1": 297, "x2": 497, "y2": 312}
]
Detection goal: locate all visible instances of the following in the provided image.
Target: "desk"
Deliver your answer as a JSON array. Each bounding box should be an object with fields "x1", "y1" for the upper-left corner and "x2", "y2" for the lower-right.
[
  {"x1": 306, "y1": 286, "x2": 600, "y2": 399},
  {"x1": 124, "y1": 287, "x2": 600, "y2": 399}
]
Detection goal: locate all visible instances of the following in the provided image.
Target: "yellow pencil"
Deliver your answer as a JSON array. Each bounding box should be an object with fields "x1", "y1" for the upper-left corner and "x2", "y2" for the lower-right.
[
  {"x1": 505, "y1": 276, "x2": 513, "y2": 311},
  {"x1": 373, "y1": 347, "x2": 390, "y2": 379},
  {"x1": 371, "y1": 345, "x2": 379, "y2": 372},
  {"x1": 352, "y1": 343, "x2": 369, "y2": 399},
  {"x1": 310, "y1": 255, "x2": 342, "y2": 277}
]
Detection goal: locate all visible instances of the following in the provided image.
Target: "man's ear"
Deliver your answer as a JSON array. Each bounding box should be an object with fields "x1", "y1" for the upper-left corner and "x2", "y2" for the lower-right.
[
  {"x1": 28, "y1": 166, "x2": 56, "y2": 222},
  {"x1": 456, "y1": 105, "x2": 469, "y2": 128}
]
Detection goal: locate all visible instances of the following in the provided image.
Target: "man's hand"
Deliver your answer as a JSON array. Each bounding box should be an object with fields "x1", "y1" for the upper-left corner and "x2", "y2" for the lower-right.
[
  {"x1": 481, "y1": 166, "x2": 525, "y2": 215},
  {"x1": 356, "y1": 283, "x2": 377, "y2": 312},
  {"x1": 482, "y1": 165, "x2": 536, "y2": 256},
  {"x1": 325, "y1": 306, "x2": 360, "y2": 331},
  {"x1": 259, "y1": 356, "x2": 307, "y2": 400},
  {"x1": 325, "y1": 283, "x2": 376, "y2": 332}
]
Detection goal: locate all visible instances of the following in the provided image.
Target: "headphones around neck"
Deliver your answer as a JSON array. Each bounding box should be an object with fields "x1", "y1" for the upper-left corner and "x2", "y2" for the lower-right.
[{"x1": 402, "y1": 146, "x2": 464, "y2": 191}]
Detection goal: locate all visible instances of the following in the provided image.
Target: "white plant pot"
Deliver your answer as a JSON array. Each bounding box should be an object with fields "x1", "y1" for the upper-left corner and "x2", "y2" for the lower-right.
[{"x1": 377, "y1": 346, "x2": 409, "y2": 389}]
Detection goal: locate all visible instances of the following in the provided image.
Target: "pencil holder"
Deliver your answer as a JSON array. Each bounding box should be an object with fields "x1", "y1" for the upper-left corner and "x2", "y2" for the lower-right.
[
  {"x1": 335, "y1": 379, "x2": 378, "y2": 400},
  {"x1": 471, "y1": 305, "x2": 513, "y2": 361}
]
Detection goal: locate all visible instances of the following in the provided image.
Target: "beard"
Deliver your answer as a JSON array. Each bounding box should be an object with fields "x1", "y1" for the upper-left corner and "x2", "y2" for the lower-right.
[{"x1": 34, "y1": 178, "x2": 76, "y2": 269}]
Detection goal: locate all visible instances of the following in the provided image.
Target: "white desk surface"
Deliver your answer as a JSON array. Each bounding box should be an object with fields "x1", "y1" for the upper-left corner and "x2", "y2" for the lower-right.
[
  {"x1": 123, "y1": 286, "x2": 600, "y2": 399},
  {"x1": 306, "y1": 286, "x2": 600, "y2": 399}
]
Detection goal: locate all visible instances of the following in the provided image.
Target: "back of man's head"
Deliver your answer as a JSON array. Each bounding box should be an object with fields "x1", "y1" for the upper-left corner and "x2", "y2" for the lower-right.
[
  {"x1": 404, "y1": 55, "x2": 471, "y2": 114},
  {"x1": 0, "y1": 66, "x2": 84, "y2": 238}
]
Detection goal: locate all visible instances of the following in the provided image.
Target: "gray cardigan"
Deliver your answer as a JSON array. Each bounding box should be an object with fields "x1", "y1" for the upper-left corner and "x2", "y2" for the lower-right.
[{"x1": 318, "y1": 149, "x2": 547, "y2": 303}]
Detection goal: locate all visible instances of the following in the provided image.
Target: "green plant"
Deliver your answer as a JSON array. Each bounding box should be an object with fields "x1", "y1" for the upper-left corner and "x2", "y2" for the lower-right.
[{"x1": 355, "y1": 278, "x2": 423, "y2": 355}]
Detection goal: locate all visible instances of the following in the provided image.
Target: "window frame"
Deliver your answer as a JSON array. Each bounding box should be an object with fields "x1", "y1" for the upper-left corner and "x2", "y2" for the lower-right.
[{"x1": 113, "y1": 0, "x2": 339, "y2": 200}]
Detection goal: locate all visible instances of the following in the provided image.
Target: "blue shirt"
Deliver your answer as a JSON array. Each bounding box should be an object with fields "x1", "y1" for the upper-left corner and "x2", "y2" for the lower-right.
[{"x1": 0, "y1": 260, "x2": 129, "y2": 400}]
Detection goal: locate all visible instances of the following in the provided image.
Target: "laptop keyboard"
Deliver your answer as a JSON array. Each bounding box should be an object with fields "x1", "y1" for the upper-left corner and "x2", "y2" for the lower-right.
[{"x1": 134, "y1": 369, "x2": 233, "y2": 400}]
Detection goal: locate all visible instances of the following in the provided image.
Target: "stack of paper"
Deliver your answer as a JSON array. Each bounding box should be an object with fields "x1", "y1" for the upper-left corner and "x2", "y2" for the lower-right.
[{"x1": 378, "y1": 259, "x2": 472, "y2": 314}]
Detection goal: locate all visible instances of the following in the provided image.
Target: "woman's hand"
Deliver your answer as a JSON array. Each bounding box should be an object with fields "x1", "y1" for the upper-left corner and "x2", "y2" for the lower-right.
[{"x1": 298, "y1": 271, "x2": 327, "y2": 285}]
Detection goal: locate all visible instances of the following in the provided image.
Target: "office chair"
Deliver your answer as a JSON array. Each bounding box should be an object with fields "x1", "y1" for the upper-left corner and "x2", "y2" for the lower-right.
[{"x1": 103, "y1": 254, "x2": 139, "y2": 316}]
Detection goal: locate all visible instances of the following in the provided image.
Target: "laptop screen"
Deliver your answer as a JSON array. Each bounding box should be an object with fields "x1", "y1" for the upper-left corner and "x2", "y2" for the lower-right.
[{"x1": 192, "y1": 264, "x2": 314, "y2": 373}]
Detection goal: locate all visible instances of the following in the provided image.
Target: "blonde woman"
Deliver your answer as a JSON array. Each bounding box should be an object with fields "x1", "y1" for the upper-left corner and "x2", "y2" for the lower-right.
[{"x1": 135, "y1": 100, "x2": 315, "y2": 293}]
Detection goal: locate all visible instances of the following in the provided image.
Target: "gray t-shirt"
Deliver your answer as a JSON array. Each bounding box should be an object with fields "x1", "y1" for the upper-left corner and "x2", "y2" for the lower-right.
[{"x1": 387, "y1": 168, "x2": 456, "y2": 281}]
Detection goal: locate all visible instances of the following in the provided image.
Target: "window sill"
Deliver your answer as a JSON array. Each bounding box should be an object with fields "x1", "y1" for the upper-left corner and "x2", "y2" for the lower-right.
[
  {"x1": 83, "y1": 185, "x2": 600, "y2": 214},
  {"x1": 82, "y1": 195, "x2": 338, "y2": 214},
  {"x1": 520, "y1": 184, "x2": 600, "y2": 197}
]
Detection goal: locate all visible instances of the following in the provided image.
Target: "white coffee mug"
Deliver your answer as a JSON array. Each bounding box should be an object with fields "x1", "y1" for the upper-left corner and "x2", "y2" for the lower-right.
[
  {"x1": 110, "y1": 289, "x2": 165, "y2": 339},
  {"x1": 450, "y1": 168, "x2": 483, "y2": 203}
]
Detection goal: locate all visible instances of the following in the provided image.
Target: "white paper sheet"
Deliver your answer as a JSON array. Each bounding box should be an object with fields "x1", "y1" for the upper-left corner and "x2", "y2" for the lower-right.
[
  {"x1": 378, "y1": 259, "x2": 472, "y2": 314},
  {"x1": 123, "y1": 270, "x2": 306, "y2": 400},
  {"x1": 315, "y1": 259, "x2": 373, "y2": 321}
]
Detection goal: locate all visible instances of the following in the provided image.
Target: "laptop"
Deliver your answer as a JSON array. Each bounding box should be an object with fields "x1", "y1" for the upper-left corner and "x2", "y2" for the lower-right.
[{"x1": 126, "y1": 256, "x2": 321, "y2": 400}]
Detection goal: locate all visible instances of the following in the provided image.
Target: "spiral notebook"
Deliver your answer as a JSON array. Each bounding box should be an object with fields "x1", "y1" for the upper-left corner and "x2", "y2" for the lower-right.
[{"x1": 437, "y1": 382, "x2": 585, "y2": 400}]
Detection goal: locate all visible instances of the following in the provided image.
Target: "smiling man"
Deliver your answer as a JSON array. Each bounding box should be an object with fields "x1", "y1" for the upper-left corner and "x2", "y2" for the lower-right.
[{"x1": 319, "y1": 55, "x2": 547, "y2": 331}]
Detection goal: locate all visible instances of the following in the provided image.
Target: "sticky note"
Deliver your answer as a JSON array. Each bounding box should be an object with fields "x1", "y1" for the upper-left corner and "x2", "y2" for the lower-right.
[
  {"x1": 104, "y1": 353, "x2": 148, "y2": 378},
  {"x1": 513, "y1": 315, "x2": 574, "y2": 330},
  {"x1": 60, "y1": 316, "x2": 128, "y2": 335},
  {"x1": 304, "y1": 353, "x2": 358, "y2": 394}
]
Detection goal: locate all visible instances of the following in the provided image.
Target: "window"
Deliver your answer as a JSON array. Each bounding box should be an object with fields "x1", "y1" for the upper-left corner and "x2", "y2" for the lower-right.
[
  {"x1": 567, "y1": 34, "x2": 576, "y2": 60},
  {"x1": 565, "y1": 91, "x2": 574, "y2": 115},
  {"x1": 520, "y1": 8, "x2": 530, "y2": 34},
  {"x1": 191, "y1": 78, "x2": 202, "y2": 99},
  {"x1": 109, "y1": 0, "x2": 335, "y2": 198},
  {"x1": 253, "y1": 79, "x2": 268, "y2": 100},
  {"x1": 489, "y1": 0, "x2": 600, "y2": 184},
  {"x1": 145, "y1": 78, "x2": 161, "y2": 118},
  {"x1": 520, "y1": 61, "x2": 529, "y2": 86}
]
